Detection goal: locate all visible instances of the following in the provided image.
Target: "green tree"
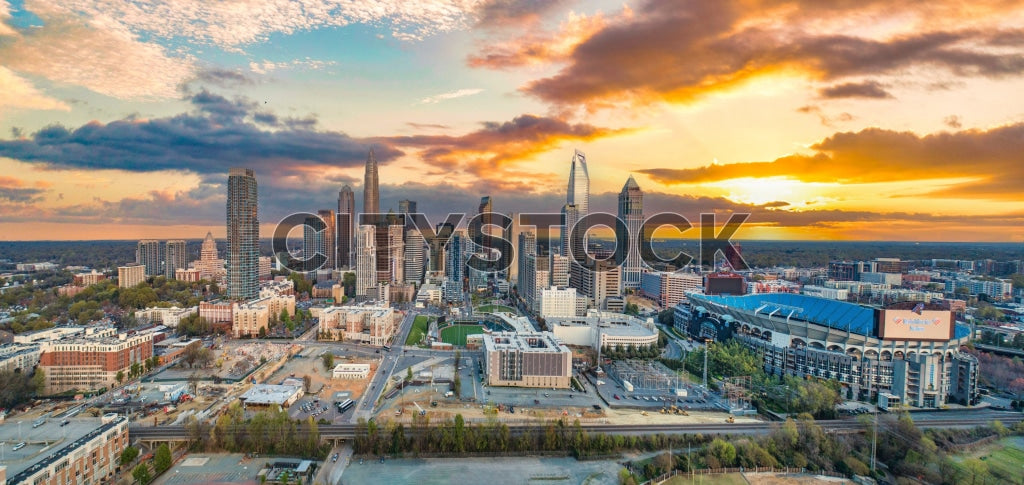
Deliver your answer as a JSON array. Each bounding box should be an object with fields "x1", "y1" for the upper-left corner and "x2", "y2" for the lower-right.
[
  {"x1": 406, "y1": 366, "x2": 413, "y2": 382},
  {"x1": 132, "y1": 464, "x2": 152, "y2": 484},
  {"x1": 31, "y1": 368, "x2": 46, "y2": 394},
  {"x1": 322, "y1": 352, "x2": 335, "y2": 371},
  {"x1": 154, "y1": 443, "x2": 172, "y2": 474},
  {"x1": 116, "y1": 370, "x2": 125, "y2": 385},
  {"x1": 120, "y1": 445, "x2": 140, "y2": 466}
]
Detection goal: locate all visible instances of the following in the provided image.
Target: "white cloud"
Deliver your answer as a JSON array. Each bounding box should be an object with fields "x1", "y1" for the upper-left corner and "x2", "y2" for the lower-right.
[
  {"x1": 418, "y1": 88, "x2": 484, "y2": 104},
  {"x1": 0, "y1": 1, "x2": 15, "y2": 36},
  {"x1": 0, "y1": 67, "x2": 70, "y2": 112},
  {"x1": 249, "y1": 58, "x2": 337, "y2": 74},
  {"x1": 0, "y1": 3, "x2": 194, "y2": 99},
  {"x1": 42, "y1": 0, "x2": 484, "y2": 47}
]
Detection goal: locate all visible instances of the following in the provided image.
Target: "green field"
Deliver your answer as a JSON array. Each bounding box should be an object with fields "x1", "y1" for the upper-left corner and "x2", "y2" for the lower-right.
[
  {"x1": 440, "y1": 324, "x2": 485, "y2": 346},
  {"x1": 406, "y1": 315, "x2": 432, "y2": 346},
  {"x1": 955, "y1": 436, "x2": 1024, "y2": 483},
  {"x1": 664, "y1": 473, "x2": 747, "y2": 485},
  {"x1": 476, "y1": 304, "x2": 517, "y2": 314}
]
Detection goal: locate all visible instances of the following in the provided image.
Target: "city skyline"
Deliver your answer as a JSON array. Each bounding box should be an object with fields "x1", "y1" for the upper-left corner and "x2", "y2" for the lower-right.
[{"x1": 0, "y1": 1, "x2": 1023, "y2": 242}]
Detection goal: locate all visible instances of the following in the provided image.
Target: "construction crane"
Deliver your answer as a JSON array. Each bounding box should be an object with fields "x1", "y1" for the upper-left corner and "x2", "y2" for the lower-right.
[{"x1": 413, "y1": 401, "x2": 426, "y2": 416}]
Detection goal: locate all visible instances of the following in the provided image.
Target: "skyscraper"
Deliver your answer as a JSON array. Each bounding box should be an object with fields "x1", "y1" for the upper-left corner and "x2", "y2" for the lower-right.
[
  {"x1": 164, "y1": 240, "x2": 187, "y2": 279},
  {"x1": 516, "y1": 231, "x2": 536, "y2": 295},
  {"x1": 337, "y1": 185, "x2": 355, "y2": 268},
  {"x1": 355, "y1": 225, "x2": 376, "y2": 297},
  {"x1": 318, "y1": 209, "x2": 336, "y2": 270},
  {"x1": 618, "y1": 175, "x2": 644, "y2": 289},
  {"x1": 227, "y1": 167, "x2": 259, "y2": 300},
  {"x1": 398, "y1": 199, "x2": 417, "y2": 215},
  {"x1": 194, "y1": 231, "x2": 225, "y2": 281},
  {"x1": 388, "y1": 223, "x2": 405, "y2": 284},
  {"x1": 565, "y1": 149, "x2": 590, "y2": 264},
  {"x1": 363, "y1": 148, "x2": 379, "y2": 215},
  {"x1": 404, "y1": 228, "x2": 426, "y2": 284},
  {"x1": 567, "y1": 149, "x2": 589, "y2": 216},
  {"x1": 136, "y1": 240, "x2": 161, "y2": 277}
]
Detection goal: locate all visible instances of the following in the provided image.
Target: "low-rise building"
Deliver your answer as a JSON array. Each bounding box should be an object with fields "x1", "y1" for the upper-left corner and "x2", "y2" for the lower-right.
[
  {"x1": 317, "y1": 305, "x2": 397, "y2": 346},
  {"x1": 73, "y1": 270, "x2": 106, "y2": 286},
  {"x1": 239, "y1": 384, "x2": 304, "y2": 408},
  {"x1": 175, "y1": 268, "x2": 201, "y2": 282},
  {"x1": 540, "y1": 286, "x2": 579, "y2": 318},
  {"x1": 136, "y1": 306, "x2": 198, "y2": 328},
  {"x1": 38, "y1": 332, "x2": 153, "y2": 394},
  {"x1": 482, "y1": 332, "x2": 572, "y2": 389},
  {"x1": 3, "y1": 414, "x2": 128, "y2": 485},
  {"x1": 332, "y1": 363, "x2": 371, "y2": 379},
  {"x1": 640, "y1": 271, "x2": 704, "y2": 307},
  {"x1": 0, "y1": 344, "x2": 41, "y2": 373},
  {"x1": 548, "y1": 310, "x2": 659, "y2": 351}
]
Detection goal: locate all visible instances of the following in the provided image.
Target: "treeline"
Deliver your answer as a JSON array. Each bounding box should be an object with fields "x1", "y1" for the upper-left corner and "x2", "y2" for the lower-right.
[
  {"x1": 185, "y1": 403, "x2": 327, "y2": 458},
  {"x1": 0, "y1": 369, "x2": 46, "y2": 409},
  {"x1": 623, "y1": 414, "x2": 1024, "y2": 484},
  {"x1": 674, "y1": 340, "x2": 841, "y2": 418},
  {"x1": 601, "y1": 343, "x2": 663, "y2": 361},
  {"x1": 353, "y1": 414, "x2": 704, "y2": 458}
]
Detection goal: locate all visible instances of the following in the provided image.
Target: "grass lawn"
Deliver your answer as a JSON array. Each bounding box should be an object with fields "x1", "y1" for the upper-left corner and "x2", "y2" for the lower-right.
[
  {"x1": 664, "y1": 473, "x2": 747, "y2": 485},
  {"x1": 476, "y1": 304, "x2": 517, "y2": 314},
  {"x1": 405, "y1": 315, "x2": 432, "y2": 346},
  {"x1": 954, "y1": 435, "x2": 1024, "y2": 483},
  {"x1": 440, "y1": 324, "x2": 485, "y2": 346}
]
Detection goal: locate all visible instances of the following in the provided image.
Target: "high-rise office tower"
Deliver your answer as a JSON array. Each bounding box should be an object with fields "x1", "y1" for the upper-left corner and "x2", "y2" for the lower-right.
[
  {"x1": 136, "y1": 239, "x2": 161, "y2": 277},
  {"x1": 227, "y1": 167, "x2": 259, "y2": 300},
  {"x1": 318, "y1": 209, "x2": 336, "y2": 270},
  {"x1": 516, "y1": 231, "x2": 536, "y2": 295},
  {"x1": 355, "y1": 225, "x2": 376, "y2": 297},
  {"x1": 388, "y1": 224, "x2": 405, "y2": 284},
  {"x1": 504, "y1": 212, "x2": 520, "y2": 281},
  {"x1": 429, "y1": 221, "x2": 454, "y2": 274},
  {"x1": 567, "y1": 149, "x2": 589, "y2": 216},
  {"x1": 560, "y1": 203, "x2": 580, "y2": 259},
  {"x1": 617, "y1": 175, "x2": 644, "y2": 290},
  {"x1": 551, "y1": 253, "x2": 570, "y2": 288},
  {"x1": 445, "y1": 229, "x2": 465, "y2": 285},
  {"x1": 398, "y1": 199, "x2": 417, "y2": 215},
  {"x1": 164, "y1": 240, "x2": 187, "y2": 279},
  {"x1": 303, "y1": 211, "x2": 334, "y2": 273},
  {"x1": 194, "y1": 231, "x2": 225, "y2": 281},
  {"x1": 337, "y1": 185, "x2": 355, "y2": 268},
  {"x1": 363, "y1": 148, "x2": 379, "y2": 215},
  {"x1": 404, "y1": 228, "x2": 425, "y2": 284}
]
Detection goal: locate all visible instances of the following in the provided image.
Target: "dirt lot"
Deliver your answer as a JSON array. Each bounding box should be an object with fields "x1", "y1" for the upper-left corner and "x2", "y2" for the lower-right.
[
  {"x1": 264, "y1": 348, "x2": 377, "y2": 402},
  {"x1": 375, "y1": 387, "x2": 758, "y2": 426}
]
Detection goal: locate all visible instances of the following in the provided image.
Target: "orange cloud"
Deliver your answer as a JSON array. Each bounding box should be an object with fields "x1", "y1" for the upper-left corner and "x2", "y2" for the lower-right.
[
  {"x1": 641, "y1": 122, "x2": 1024, "y2": 201},
  {"x1": 503, "y1": 0, "x2": 1024, "y2": 109}
]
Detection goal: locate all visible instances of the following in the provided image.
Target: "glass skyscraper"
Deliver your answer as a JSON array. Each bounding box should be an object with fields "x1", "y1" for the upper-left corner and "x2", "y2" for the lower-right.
[{"x1": 227, "y1": 167, "x2": 258, "y2": 300}]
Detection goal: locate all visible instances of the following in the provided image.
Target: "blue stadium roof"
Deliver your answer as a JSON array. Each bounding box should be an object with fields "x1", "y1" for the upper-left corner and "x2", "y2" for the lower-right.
[
  {"x1": 692, "y1": 293, "x2": 878, "y2": 336},
  {"x1": 690, "y1": 293, "x2": 970, "y2": 340}
]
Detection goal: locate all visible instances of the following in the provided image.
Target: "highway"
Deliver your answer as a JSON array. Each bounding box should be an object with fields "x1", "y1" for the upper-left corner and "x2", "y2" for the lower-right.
[{"x1": 129, "y1": 409, "x2": 1024, "y2": 441}]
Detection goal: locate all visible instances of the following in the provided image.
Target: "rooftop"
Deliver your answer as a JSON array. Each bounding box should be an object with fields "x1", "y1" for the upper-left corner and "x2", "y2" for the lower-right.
[
  {"x1": 3, "y1": 415, "x2": 127, "y2": 483},
  {"x1": 483, "y1": 332, "x2": 570, "y2": 354},
  {"x1": 689, "y1": 292, "x2": 971, "y2": 339},
  {"x1": 239, "y1": 384, "x2": 302, "y2": 405}
]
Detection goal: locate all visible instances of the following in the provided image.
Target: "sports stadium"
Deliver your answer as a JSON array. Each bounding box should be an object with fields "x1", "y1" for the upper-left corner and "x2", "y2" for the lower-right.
[{"x1": 675, "y1": 293, "x2": 979, "y2": 409}]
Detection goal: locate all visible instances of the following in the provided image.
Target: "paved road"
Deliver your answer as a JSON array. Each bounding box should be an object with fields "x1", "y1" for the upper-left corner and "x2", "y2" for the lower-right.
[{"x1": 351, "y1": 310, "x2": 417, "y2": 422}]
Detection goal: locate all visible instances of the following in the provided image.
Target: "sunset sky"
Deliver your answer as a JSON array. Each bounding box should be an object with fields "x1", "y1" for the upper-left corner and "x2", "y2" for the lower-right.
[{"x1": 0, "y1": 0, "x2": 1023, "y2": 241}]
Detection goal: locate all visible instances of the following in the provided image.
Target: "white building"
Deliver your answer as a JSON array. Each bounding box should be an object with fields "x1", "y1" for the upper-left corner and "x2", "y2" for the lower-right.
[
  {"x1": 548, "y1": 310, "x2": 659, "y2": 350},
  {"x1": 640, "y1": 271, "x2": 703, "y2": 307},
  {"x1": 317, "y1": 305, "x2": 398, "y2": 346},
  {"x1": 540, "y1": 286, "x2": 579, "y2": 318},
  {"x1": 135, "y1": 306, "x2": 198, "y2": 328},
  {"x1": 332, "y1": 363, "x2": 371, "y2": 379},
  {"x1": 801, "y1": 285, "x2": 849, "y2": 300}
]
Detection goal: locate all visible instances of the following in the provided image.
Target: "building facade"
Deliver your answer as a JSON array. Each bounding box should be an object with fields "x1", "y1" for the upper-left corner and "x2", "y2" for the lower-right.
[
  {"x1": 164, "y1": 239, "x2": 187, "y2": 279},
  {"x1": 39, "y1": 333, "x2": 153, "y2": 394},
  {"x1": 136, "y1": 239, "x2": 161, "y2": 277},
  {"x1": 483, "y1": 332, "x2": 572, "y2": 388},
  {"x1": 617, "y1": 175, "x2": 643, "y2": 290},
  {"x1": 117, "y1": 264, "x2": 146, "y2": 288},
  {"x1": 227, "y1": 167, "x2": 259, "y2": 300}
]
